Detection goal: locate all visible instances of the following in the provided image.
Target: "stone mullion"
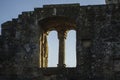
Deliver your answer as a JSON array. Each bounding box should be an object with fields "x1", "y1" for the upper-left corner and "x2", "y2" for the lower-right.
[
  {"x1": 58, "y1": 35, "x2": 65, "y2": 67},
  {"x1": 57, "y1": 30, "x2": 67, "y2": 68}
]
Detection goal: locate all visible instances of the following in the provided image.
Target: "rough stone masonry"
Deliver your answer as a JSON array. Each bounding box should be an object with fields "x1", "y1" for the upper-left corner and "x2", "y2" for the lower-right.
[{"x1": 0, "y1": 2, "x2": 120, "y2": 80}]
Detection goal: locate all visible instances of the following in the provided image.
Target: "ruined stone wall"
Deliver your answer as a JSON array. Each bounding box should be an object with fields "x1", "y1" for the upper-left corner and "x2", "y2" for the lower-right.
[
  {"x1": 0, "y1": 35, "x2": 3, "y2": 63},
  {"x1": 76, "y1": 4, "x2": 120, "y2": 80},
  {"x1": 0, "y1": 3, "x2": 120, "y2": 80},
  {"x1": 106, "y1": 0, "x2": 120, "y2": 4}
]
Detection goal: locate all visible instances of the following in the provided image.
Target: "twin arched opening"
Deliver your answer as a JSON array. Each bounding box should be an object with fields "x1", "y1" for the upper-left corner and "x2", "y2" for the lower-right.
[{"x1": 39, "y1": 16, "x2": 76, "y2": 68}]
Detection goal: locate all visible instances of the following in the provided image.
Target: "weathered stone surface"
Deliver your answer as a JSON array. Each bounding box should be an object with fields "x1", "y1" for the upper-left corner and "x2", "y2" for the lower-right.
[
  {"x1": 106, "y1": 0, "x2": 120, "y2": 4},
  {"x1": 0, "y1": 3, "x2": 120, "y2": 80}
]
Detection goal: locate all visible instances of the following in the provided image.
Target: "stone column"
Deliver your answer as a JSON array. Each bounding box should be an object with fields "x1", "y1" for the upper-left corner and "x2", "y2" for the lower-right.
[
  {"x1": 44, "y1": 34, "x2": 48, "y2": 67},
  {"x1": 57, "y1": 30, "x2": 67, "y2": 68},
  {"x1": 40, "y1": 33, "x2": 48, "y2": 68}
]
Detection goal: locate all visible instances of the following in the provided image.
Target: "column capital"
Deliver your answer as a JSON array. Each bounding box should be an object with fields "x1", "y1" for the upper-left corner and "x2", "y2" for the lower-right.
[{"x1": 57, "y1": 29, "x2": 68, "y2": 39}]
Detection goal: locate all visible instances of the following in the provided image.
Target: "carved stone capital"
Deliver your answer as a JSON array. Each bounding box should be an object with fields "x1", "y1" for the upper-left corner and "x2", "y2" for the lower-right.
[{"x1": 57, "y1": 30, "x2": 68, "y2": 39}]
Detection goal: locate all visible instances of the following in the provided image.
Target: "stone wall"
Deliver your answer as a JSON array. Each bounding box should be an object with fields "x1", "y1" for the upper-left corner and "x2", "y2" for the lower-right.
[
  {"x1": 0, "y1": 3, "x2": 120, "y2": 80},
  {"x1": 106, "y1": 0, "x2": 120, "y2": 4}
]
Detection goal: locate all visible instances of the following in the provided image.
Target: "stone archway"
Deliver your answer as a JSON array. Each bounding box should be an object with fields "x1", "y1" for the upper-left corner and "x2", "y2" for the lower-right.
[{"x1": 38, "y1": 16, "x2": 76, "y2": 68}]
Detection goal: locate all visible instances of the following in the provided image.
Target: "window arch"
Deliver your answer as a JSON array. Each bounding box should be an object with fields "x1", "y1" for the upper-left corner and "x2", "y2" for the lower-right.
[
  {"x1": 66, "y1": 30, "x2": 76, "y2": 67},
  {"x1": 48, "y1": 31, "x2": 59, "y2": 67},
  {"x1": 39, "y1": 16, "x2": 77, "y2": 68}
]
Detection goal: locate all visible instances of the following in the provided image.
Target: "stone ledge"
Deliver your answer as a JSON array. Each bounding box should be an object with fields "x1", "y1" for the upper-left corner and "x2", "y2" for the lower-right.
[{"x1": 43, "y1": 3, "x2": 80, "y2": 8}]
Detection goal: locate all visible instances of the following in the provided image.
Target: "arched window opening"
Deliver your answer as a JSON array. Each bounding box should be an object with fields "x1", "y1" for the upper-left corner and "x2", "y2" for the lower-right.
[
  {"x1": 66, "y1": 30, "x2": 76, "y2": 67},
  {"x1": 48, "y1": 31, "x2": 59, "y2": 67},
  {"x1": 39, "y1": 16, "x2": 76, "y2": 68}
]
